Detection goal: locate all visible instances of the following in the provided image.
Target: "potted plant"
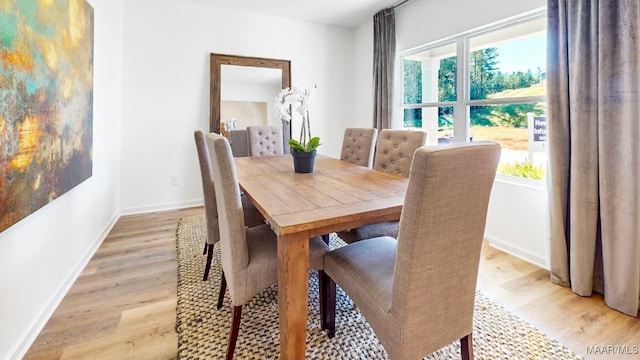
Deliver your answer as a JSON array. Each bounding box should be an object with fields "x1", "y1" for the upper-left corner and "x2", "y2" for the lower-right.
[{"x1": 274, "y1": 85, "x2": 321, "y2": 173}]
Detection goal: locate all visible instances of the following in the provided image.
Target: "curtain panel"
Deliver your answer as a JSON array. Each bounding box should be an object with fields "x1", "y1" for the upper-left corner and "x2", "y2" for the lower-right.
[
  {"x1": 373, "y1": 8, "x2": 395, "y2": 131},
  {"x1": 547, "y1": 0, "x2": 640, "y2": 316}
]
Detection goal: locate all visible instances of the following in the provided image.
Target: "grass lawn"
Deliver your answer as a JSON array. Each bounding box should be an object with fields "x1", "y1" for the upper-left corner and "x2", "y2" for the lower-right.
[
  {"x1": 470, "y1": 126, "x2": 528, "y2": 150},
  {"x1": 488, "y1": 83, "x2": 546, "y2": 98},
  {"x1": 436, "y1": 124, "x2": 546, "y2": 179}
]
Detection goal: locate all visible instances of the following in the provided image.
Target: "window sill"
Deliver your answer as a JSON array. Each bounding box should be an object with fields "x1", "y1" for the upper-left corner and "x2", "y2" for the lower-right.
[{"x1": 495, "y1": 173, "x2": 546, "y2": 189}]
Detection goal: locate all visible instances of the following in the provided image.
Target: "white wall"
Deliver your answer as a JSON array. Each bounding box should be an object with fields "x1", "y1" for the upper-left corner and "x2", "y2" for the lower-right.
[
  {"x1": 485, "y1": 175, "x2": 549, "y2": 268},
  {"x1": 119, "y1": 0, "x2": 356, "y2": 213},
  {"x1": 395, "y1": 0, "x2": 546, "y2": 51},
  {"x1": 0, "y1": 1, "x2": 124, "y2": 359}
]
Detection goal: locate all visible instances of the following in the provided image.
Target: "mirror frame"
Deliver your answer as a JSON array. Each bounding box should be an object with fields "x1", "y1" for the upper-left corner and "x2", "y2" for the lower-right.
[{"x1": 209, "y1": 53, "x2": 291, "y2": 135}]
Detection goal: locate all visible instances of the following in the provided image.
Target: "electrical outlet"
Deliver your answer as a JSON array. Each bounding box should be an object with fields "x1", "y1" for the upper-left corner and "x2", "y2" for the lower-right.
[{"x1": 170, "y1": 175, "x2": 178, "y2": 186}]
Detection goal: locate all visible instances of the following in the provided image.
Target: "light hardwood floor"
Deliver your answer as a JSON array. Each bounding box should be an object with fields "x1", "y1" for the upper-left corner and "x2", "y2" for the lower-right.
[{"x1": 24, "y1": 207, "x2": 639, "y2": 359}]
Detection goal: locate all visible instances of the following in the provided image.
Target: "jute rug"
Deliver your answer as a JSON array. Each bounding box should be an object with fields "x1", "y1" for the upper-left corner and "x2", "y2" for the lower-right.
[{"x1": 175, "y1": 215, "x2": 582, "y2": 359}]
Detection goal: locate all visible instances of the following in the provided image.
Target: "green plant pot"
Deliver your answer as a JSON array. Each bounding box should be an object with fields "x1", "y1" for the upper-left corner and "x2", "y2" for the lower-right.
[{"x1": 291, "y1": 150, "x2": 317, "y2": 173}]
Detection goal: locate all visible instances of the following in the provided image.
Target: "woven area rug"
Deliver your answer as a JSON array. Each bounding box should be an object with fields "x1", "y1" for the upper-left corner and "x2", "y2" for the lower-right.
[{"x1": 175, "y1": 215, "x2": 582, "y2": 359}]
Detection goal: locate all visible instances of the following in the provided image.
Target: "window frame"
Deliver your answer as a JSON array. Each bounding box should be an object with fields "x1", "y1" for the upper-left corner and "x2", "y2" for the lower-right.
[{"x1": 397, "y1": 8, "x2": 547, "y2": 144}]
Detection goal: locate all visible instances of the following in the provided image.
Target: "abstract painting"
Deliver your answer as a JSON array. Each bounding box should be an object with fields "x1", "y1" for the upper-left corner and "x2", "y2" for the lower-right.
[{"x1": 0, "y1": 0, "x2": 94, "y2": 233}]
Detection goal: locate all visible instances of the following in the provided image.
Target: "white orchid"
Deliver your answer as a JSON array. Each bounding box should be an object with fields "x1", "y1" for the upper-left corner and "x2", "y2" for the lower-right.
[
  {"x1": 296, "y1": 86, "x2": 315, "y2": 118},
  {"x1": 274, "y1": 86, "x2": 316, "y2": 123},
  {"x1": 273, "y1": 85, "x2": 320, "y2": 152}
]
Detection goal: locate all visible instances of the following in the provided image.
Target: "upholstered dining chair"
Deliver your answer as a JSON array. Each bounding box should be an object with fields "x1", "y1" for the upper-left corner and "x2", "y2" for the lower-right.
[
  {"x1": 194, "y1": 130, "x2": 264, "y2": 282},
  {"x1": 246, "y1": 126, "x2": 284, "y2": 156},
  {"x1": 321, "y1": 141, "x2": 501, "y2": 360},
  {"x1": 205, "y1": 132, "x2": 329, "y2": 360},
  {"x1": 340, "y1": 128, "x2": 379, "y2": 167},
  {"x1": 337, "y1": 129, "x2": 426, "y2": 244}
]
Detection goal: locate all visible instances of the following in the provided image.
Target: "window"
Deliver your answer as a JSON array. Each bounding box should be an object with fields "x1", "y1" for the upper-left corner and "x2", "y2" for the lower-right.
[
  {"x1": 402, "y1": 42, "x2": 457, "y2": 143},
  {"x1": 400, "y1": 11, "x2": 547, "y2": 179}
]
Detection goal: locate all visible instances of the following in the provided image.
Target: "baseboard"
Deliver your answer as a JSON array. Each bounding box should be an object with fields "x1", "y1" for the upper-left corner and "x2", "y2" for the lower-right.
[
  {"x1": 120, "y1": 199, "x2": 203, "y2": 216},
  {"x1": 7, "y1": 212, "x2": 120, "y2": 360},
  {"x1": 484, "y1": 235, "x2": 548, "y2": 270}
]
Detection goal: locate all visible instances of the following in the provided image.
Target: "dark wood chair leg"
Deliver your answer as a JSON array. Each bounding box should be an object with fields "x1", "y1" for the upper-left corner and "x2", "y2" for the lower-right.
[
  {"x1": 203, "y1": 244, "x2": 214, "y2": 281},
  {"x1": 321, "y1": 234, "x2": 330, "y2": 245},
  {"x1": 460, "y1": 333, "x2": 473, "y2": 360},
  {"x1": 320, "y1": 271, "x2": 336, "y2": 338},
  {"x1": 226, "y1": 305, "x2": 242, "y2": 360},
  {"x1": 203, "y1": 241, "x2": 208, "y2": 255},
  {"x1": 217, "y1": 272, "x2": 227, "y2": 309},
  {"x1": 318, "y1": 270, "x2": 325, "y2": 325}
]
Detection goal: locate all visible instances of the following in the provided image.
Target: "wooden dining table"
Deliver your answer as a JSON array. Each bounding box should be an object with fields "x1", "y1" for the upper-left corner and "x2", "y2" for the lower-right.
[{"x1": 234, "y1": 154, "x2": 409, "y2": 359}]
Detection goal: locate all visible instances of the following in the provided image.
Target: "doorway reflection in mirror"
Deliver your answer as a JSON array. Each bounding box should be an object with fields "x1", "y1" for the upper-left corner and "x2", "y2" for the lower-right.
[{"x1": 220, "y1": 65, "x2": 282, "y2": 141}]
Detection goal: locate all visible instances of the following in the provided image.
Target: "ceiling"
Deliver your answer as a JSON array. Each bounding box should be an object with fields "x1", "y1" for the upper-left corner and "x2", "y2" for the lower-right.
[{"x1": 178, "y1": 0, "x2": 401, "y2": 28}]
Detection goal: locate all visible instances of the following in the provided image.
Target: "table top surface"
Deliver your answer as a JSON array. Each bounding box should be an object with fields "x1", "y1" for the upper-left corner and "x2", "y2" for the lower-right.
[{"x1": 235, "y1": 155, "x2": 408, "y2": 237}]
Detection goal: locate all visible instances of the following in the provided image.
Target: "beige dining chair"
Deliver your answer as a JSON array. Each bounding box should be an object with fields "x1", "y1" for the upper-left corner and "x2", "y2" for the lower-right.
[
  {"x1": 194, "y1": 130, "x2": 264, "y2": 282},
  {"x1": 246, "y1": 126, "x2": 284, "y2": 156},
  {"x1": 205, "y1": 132, "x2": 329, "y2": 360},
  {"x1": 340, "y1": 128, "x2": 379, "y2": 167},
  {"x1": 337, "y1": 129, "x2": 427, "y2": 244},
  {"x1": 321, "y1": 141, "x2": 501, "y2": 360}
]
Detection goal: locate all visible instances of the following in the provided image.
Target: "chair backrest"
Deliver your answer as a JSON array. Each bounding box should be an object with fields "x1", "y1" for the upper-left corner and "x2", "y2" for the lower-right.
[
  {"x1": 373, "y1": 129, "x2": 427, "y2": 177},
  {"x1": 194, "y1": 130, "x2": 220, "y2": 246},
  {"x1": 390, "y1": 141, "x2": 500, "y2": 359},
  {"x1": 340, "y1": 128, "x2": 378, "y2": 167},
  {"x1": 205, "y1": 132, "x2": 250, "y2": 298},
  {"x1": 230, "y1": 130, "x2": 249, "y2": 157},
  {"x1": 246, "y1": 126, "x2": 284, "y2": 156}
]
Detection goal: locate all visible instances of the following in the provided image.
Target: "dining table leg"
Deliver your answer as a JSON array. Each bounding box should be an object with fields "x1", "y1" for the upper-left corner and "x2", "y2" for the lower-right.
[{"x1": 277, "y1": 231, "x2": 310, "y2": 360}]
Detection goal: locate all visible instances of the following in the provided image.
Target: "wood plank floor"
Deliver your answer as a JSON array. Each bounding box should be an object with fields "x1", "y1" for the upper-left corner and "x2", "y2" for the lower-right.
[{"x1": 24, "y1": 207, "x2": 639, "y2": 359}]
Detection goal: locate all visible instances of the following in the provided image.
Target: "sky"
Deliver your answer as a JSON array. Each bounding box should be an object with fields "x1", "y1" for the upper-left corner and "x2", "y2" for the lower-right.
[{"x1": 493, "y1": 34, "x2": 546, "y2": 74}]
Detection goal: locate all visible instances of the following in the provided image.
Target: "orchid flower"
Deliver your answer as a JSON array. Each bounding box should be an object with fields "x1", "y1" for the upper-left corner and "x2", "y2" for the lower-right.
[{"x1": 273, "y1": 85, "x2": 320, "y2": 152}]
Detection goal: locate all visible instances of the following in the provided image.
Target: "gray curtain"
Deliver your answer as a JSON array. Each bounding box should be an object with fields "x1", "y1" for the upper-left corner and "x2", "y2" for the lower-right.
[
  {"x1": 547, "y1": 0, "x2": 640, "y2": 316},
  {"x1": 373, "y1": 8, "x2": 395, "y2": 130}
]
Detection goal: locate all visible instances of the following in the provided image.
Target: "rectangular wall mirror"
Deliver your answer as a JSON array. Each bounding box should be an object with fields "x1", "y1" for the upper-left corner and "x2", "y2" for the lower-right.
[{"x1": 210, "y1": 53, "x2": 291, "y2": 153}]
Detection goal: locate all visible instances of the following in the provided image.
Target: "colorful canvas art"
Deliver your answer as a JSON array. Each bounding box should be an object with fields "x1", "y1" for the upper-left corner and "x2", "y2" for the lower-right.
[{"x1": 0, "y1": 0, "x2": 94, "y2": 232}]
